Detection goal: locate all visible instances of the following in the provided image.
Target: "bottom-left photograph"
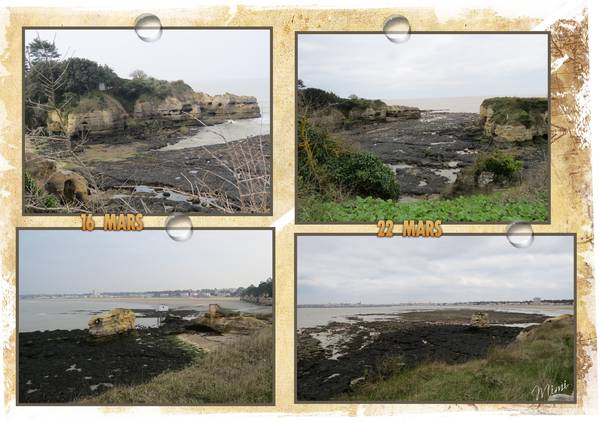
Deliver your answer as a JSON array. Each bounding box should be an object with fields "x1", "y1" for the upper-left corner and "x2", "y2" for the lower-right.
[{"x1": 17, "y1": 228, "x2": 274, "y2": 405}]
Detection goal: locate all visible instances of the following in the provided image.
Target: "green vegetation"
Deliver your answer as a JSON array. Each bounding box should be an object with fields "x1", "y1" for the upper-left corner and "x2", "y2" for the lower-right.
[
  {"x1": 298, "y1": 85, "x2": 386, "y2": 117},
  {"x1": 298, "y1": 117, "x2": 400, "y2": 201},
  {"x1": 481, "y1": 97, "x2": 548, "y2": 129},
  {"x1": 243, "y1": 277, "x2": 273, "y2": 299},
  {"x1": 474, "y1": 151, "x2": 524, "y2": 182},
  {"x1": 81, "y1": 328, "x2": 273, "y2": 405},
  {"x1": 298, "y1": 192, "x2": 548, "y2": 223},
  {"x1": 25, "y1": 35, "x2": 195, "y2": 127},
  {"x1": 24, "y1": 171, "x2": 60, "y2": 210},
  {"x1": 340, "y1": 316, "x2": 574, "y2": 402}
]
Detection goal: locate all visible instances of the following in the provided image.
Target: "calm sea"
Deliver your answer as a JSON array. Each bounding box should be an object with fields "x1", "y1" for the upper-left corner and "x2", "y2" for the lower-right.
[
  {"x1": 386, "y1": 95, "x2": 547, "y2": 113},
  {"x1": 161, "y1": 101, "x2": 271, "y2": 150},
  {"x1": 297, "y1": 304, "x2": 574, "y2": 329},
  {"x1": 19, "y1": 298, "x2": 270, "y2": 332}
]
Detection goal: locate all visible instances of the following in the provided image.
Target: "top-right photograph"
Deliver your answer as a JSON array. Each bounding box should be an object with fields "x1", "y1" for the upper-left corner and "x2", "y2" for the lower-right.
[{"x1": 296, "y1": 32, "x2": 549, "y2": 224}]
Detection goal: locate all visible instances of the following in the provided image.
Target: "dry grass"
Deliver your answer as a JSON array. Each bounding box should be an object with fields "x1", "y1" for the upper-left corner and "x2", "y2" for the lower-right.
[{"x1": 80, "y1": 328, "x2": 273, "y2": 405}]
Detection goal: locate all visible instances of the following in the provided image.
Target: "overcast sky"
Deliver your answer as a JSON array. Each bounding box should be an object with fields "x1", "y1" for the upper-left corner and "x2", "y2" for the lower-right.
[
  {"x1": 25, "y1": 29, "x2": 270, "y2": 105},
  {"x1": 19, "y1": 230, "x2": 272, "y2": 295},
  {"x1": 298, "y1": 33, "x2": 548, "y2": 100},
  {"x1": 297, "y1": 235, "x2": 573, "y2": 304}
]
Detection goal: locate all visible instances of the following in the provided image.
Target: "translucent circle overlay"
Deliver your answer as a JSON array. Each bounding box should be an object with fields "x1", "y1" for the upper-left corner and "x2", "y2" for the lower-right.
[
  {"x1": 383, "y1": 15, "x2": 411, "y2": 43},
  {"x1": 506, "y1": 222, "x2": 534, "y2": 248},
  {"x1": 134, "y1": 14, "x2": 163, "y2": 43},
  {"x1": 165, "y1": 214, "x2": 193, "y2": 242}
]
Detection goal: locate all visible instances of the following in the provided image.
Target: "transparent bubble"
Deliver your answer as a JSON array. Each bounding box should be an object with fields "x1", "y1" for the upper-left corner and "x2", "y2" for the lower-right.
[
  {"x1": 506, "y1": 222, "x2": 534, "y2": 248},
  {"x1": 165, "y1": 214, "x2": 193, "y2": 242},
  {"x1": 134, "y1": 14, "x2": 163, "y2": 43},
  {"x1": 383, "y1": 15, "x2": 411, "y2": 43}
]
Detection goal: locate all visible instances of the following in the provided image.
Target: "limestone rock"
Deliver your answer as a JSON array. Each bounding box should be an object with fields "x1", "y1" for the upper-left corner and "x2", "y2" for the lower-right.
[
  {"x1": 25, "y1": 153, "x2": 58, "y2": 186},
  {"x1": 45, "y1": 169, "x2": 90, "y2": 204},
  {"x1": 310, "y1": 107, "x2": 346, "y2": 130},
  {"x1": 191, "y1": 304, "x2": 267, "y2": 334},
  {"x1": 470, "y1": 312, "x2": 490, "y2": 328},
  {"x1": 49, "y1": 93, "x2": 128, "y2": 137},
  {"x1": 386, "y1": 105, "x2": 421, "y2": 121},
  {"x1": 477, "y1": 171, "x2": 495, "y2": 188},
  {"x1": 88, "y1": 308, "x2": 136, "y2": 337},
  {"x1": 480, "y1": 97, "x2": 548, "y2": 142},
  {"x1": 134, "y1": 91, "x2": 260, "y2": 126}
]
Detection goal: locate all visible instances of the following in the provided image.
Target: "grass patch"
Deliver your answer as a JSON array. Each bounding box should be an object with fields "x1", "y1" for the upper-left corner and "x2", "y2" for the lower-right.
[
  {"x1": 340, "y1": 316, "x2": 574, "y2": 402},
  {"x1": 80, "y1": 328, "x2": 273, "y2": 405},
  {"x1": 298, "y1": 192, "x2": 548, "y2": 223}
]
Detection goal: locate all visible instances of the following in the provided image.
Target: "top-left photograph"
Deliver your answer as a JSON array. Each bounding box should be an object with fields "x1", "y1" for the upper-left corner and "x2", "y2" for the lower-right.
[{"x1": 23, "y1": 27, "x2": 272, "y2": 216}]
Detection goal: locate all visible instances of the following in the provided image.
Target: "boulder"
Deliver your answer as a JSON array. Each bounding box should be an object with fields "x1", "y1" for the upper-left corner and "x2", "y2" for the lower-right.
[
  {"x1": 470, "y1": 312, "x2": 490, "y2": 328},
  {"x1": 24, "y1": 153, "x2": 58, "y2": 186},
  {"x1": 191, "y1": 304, "x2": 267, "y2": 334},
  {"x1": 88, "y1": 308, "x2": 136, "y2": 337},
  {"x1": 477, "y1": 171, "x2": 495, "y2": 188},
  {"x1": 480, "y1": 97, "x2": 548, "y2": 142},
  {"x1": 45, "y1": 169, "x2": 90, "y2": 204}
]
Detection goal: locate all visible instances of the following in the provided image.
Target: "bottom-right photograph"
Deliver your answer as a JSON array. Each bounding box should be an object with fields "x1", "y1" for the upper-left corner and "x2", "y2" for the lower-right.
[{"x1": 295, "y1": 234, "x2": 576, "y2": 403}]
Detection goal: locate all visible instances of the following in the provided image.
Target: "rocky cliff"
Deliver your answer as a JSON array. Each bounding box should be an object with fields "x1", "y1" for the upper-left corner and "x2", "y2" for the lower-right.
[
  {"x1": 49, "y1": 90, "x2": 261, "y2": 137},
  {"x1": 480, "y1": 97, "x2": 548, "y2": 142},
  {"x1": 133, "y1": 92, "x2": 261, "y2": 126}
]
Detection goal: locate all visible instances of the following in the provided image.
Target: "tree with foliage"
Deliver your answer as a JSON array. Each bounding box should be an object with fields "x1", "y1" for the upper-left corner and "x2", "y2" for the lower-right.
[
  {"x1": 130, "y1": 69, "x2": 149, "y2": 80},
  {"x1": 27, "y1": 36, "x2": 60, "y2": 64}
]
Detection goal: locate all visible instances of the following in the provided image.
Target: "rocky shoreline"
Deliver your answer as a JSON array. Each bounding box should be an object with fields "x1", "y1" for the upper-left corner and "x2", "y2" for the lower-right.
[
  {"x1": 19, "y1": 306, "x2": 272, "y2": 403},
  {"x1": 19, "y1": 323, "x2": 197, "y2": 403},
  {"x1": 296, "y1": 309, "x2": 551, "y2": 401},
  {"x1": 334, "y1": 111, "x2": 547, "y2": 198},
  {"x1": 25, "y1": 132, "x2": 271, "y2": 214}
]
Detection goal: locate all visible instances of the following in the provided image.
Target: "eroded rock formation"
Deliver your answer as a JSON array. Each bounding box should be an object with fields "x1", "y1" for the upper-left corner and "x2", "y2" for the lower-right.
[
  {"x1": 385, "y1": 105, "x2": 421, "y2": 120},
  {"x1": 191, "y1": 304, "x2": 268, "y2": 334},
  {"x1": 133, "y1": 92, "x2": 260, "y2": 126},
  {"x1": 88, "y1": 308, "x2": 136, "y2": 337},
  {"x1": 48, "y1": 91, "x2": 261, "y2": 137},
  {"x1": 480, "y1": 97, "x2": 548, "y2": 142},
  {"x1": 48, "y1": 94, "x2": 128, "y2": 137}
]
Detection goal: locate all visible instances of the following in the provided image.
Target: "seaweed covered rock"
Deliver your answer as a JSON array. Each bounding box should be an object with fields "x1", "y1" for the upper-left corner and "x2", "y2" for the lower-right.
[
  {"x1": 88, "y1": 308, "x2": 136, "y2": 337},
  {"x1": 480, "y1": 97, "x2": 548, "y2": 142}
]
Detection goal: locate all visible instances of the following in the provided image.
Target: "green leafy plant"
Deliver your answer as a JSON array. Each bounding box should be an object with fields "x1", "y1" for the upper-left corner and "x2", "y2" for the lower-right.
[
  {"x1": 297, "y1": 193, "x2": 548, "y2": 223},
  {"x1": 474, "y1": 152, "x2": 523, "y2": 182}
]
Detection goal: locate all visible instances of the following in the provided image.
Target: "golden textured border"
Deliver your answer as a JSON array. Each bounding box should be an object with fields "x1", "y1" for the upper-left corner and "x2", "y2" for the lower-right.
[{"x1": 0, "y1": 5, "x2": 595, "y2": 416}]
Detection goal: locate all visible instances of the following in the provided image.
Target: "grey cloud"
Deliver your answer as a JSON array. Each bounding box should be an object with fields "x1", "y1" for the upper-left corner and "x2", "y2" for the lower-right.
[
  {"x1": 297, "y1": 236, "x2": 573, "y2": 304},
  {"x1": 298, "y1": 33, "x2": 548, "y2": 100}
]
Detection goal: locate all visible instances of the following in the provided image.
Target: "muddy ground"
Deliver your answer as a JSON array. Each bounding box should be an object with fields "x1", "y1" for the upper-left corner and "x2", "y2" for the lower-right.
[
  {"x1": 334, "y1": 111, "x2": 547, "y2": 198},
  {"x1": 296, "y1": 309, "x2": 549, "y2": 401}
]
